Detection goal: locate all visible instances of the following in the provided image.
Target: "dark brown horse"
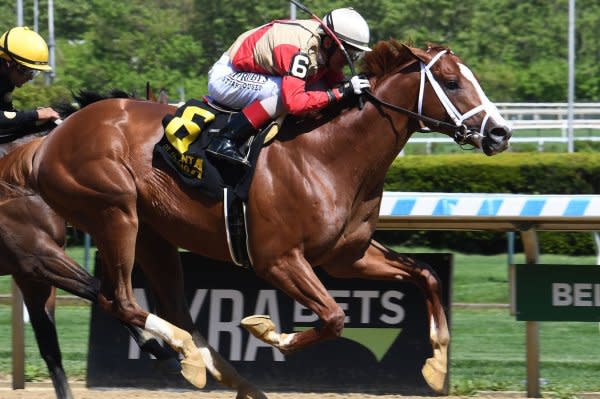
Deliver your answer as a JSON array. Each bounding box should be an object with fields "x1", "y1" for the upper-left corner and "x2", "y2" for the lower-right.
[
  {"x1": 0, "y1": 179, "x2": 85, "y2": 399},
  {"x1": 0, "y1": 130, "x2": 97, "y2": 399},
  {"x1": 10, "y1": 41, "x2": 510, "y2": 394}
]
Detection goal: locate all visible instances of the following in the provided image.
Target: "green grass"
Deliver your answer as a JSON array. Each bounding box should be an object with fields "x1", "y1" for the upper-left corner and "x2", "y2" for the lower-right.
[
  {"x1": 451, "y1": 309, "x2": 600, "y2": 395},
  {"x1": 1, "y1": 245, "x2": 599, "y2": 395},
  {"x1": 0, "y1": 305, "x2": 90, "y2": 382}
]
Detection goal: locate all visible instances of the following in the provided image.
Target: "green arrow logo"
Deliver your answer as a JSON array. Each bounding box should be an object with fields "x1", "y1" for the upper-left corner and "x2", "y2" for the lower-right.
[{"x1": 294, "y1": 327, "x2": 401, "y2": 361}]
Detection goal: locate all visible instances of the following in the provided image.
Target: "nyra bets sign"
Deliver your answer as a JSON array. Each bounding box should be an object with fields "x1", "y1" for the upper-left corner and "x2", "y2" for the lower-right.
[
  {"x1": 514, "y1": 264, "x2": 600, "y2": 321},
  {"x1": 87, "y1": 252, "x2": 452, "y2": 394}
]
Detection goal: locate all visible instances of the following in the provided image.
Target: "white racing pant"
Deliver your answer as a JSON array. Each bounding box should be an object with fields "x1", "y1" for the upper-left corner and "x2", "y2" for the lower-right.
[{"x1": 208, "y1": 54, "x2": 283, "y2": 118}]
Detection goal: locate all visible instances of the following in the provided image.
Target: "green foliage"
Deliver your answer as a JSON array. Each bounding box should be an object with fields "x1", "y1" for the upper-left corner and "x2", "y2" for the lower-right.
[
  {"x1": 386, "y1": 152, "x2": 600, "y2": 194},
  {"x1": 10, "y1": 79, "x2": 72, "y2": 110},
  {"x1": 0, "y1": 0, "x2": 599, "y2": 107}
]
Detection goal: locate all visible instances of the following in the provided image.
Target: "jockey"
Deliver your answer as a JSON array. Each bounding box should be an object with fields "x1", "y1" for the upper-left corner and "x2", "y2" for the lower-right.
[
  {"x1": 206, "y1": 7, "x2": 372, "y2": 166},
  {"x1": 0, "y1": 27, "x2": 60, "y2": 143}
]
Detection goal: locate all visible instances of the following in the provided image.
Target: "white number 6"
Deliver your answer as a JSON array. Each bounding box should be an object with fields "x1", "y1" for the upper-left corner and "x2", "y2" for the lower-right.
[{"x1": 289, "y1": 53, "x2": 310, "y2": 79}]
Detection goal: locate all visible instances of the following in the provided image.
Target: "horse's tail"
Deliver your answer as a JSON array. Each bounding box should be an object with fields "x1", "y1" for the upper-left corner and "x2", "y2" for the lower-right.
[{"x1": 0, "y1": 137, "x2": 44, "y2": 196}]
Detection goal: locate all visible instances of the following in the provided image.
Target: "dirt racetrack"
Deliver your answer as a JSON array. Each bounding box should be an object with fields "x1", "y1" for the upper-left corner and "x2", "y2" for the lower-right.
[
  {"x1": 0, "y1": 383, "x2": 521, "y2": 399},
  {"x1": 0, "y1": 387, "x2": 448, "y2": 399}
]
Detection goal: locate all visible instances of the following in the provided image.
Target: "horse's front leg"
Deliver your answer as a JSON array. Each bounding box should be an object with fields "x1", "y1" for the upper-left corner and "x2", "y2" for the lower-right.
[
  {"x1": 320, "y1": 239, "x2": 449, "y2": 394},
  {"x1": 243, "y1": 248, "x2": 345, "y2": 354}
]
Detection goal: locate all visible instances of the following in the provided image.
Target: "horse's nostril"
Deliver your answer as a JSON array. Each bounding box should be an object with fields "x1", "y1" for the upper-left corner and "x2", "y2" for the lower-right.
[{"x1": 490, "y1": 126, "x2": 511, "y2": 139}]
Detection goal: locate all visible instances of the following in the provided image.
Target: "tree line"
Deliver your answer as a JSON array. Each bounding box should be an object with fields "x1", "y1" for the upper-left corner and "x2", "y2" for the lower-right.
[{"x1": 1, "y1": 0, "x2": 598, "y2": 109}]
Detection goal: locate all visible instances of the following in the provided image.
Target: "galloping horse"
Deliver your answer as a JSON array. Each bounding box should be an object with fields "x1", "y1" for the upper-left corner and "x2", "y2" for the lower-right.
[{"x1": 15, "y1": 41, "x2": 510, "y2": 394}]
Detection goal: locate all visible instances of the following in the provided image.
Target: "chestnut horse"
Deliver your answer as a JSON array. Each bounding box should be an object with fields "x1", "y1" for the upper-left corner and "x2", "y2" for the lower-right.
[{"x1": 11, "y1": 41, "x2": 510, "y2": 395}]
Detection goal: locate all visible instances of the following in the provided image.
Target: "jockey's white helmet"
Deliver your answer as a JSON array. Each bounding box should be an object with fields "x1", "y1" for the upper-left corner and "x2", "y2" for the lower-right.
[{"x1": 323, "y1": 8, "x2": 371, "y2": 52}]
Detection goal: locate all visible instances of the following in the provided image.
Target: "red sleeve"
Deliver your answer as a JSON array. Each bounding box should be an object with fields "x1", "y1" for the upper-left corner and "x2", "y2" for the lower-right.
[{"x1": 280, "y1": 75, "x2": 331, "y2": 115}]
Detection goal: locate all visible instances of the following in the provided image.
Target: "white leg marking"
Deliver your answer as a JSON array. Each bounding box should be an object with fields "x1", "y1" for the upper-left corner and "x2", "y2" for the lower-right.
[{"x1": 145, "y1": 313, "x2": 183, "y2": 347}]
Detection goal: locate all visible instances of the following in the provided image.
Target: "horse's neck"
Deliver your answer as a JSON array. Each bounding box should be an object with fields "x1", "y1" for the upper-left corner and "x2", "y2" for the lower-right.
[{"x1": 313, "y1": 72, "x2": 421, "y2": 196}]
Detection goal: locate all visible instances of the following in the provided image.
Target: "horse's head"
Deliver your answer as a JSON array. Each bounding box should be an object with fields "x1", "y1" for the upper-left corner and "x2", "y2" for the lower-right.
[{"x1": 407, "y1": 44, "x2": 511, "y2": 155}]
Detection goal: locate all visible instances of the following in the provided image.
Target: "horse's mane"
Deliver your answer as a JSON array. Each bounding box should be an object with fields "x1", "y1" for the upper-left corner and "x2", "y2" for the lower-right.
[
  {"x1": 360, "y1": 39, "x2": 449, "y2": 78},
  {"x1": 360, "y1": 39, "x2": 416, "y2": 77},
  {"x1": 0, "y1": 178, "x2": 34, "y2": 198},
  {"x1": 53, "y1": 89, "x2": 133, "y2": 119},
  {"x1": 0, "y1": 90, "x2": 134, "y2": 196},
  {"x1": 0, "y1": 89, "x2": 133, "y2": 158},
  {"x1": 0, "y1": 136, "x2": 44, "y2": 195}
]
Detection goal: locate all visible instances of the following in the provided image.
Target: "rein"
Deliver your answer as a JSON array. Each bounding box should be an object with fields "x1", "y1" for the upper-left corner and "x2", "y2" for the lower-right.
[
  {"x1": 362, "y1": 90, "x2": 458, "y2": 131},
  {"x1": 361, "y1": 50, "x2": 480, "y2": 145}
]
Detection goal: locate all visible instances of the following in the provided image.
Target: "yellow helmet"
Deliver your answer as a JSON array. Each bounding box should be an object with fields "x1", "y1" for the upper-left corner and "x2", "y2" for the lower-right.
[{"x1": 0, "y1": 27, "x2": 51, "y2": 71}]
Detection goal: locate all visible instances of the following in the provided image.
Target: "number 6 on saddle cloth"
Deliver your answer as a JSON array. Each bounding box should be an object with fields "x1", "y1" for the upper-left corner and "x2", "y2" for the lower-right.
[{"x1": 153, "y1": 97, "x2": 281, "y2": 202}]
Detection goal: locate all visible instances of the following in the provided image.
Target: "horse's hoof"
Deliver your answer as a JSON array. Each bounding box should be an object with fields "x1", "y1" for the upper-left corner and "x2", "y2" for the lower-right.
[
  {"x1": 241, "y1": 315, "x2": 275, "y2": 339},
  {"x1": 180, "y1": 353, "x2": 206, "y2": 388},
  {"x1": 422, "y1": 357, "x2": 447, "y2": 393}
]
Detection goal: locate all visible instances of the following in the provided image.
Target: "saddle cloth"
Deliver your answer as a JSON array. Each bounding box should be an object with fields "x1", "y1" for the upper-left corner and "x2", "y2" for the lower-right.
[{"x1": 153, "y1": 98, "x2": 279, "y2": 202}]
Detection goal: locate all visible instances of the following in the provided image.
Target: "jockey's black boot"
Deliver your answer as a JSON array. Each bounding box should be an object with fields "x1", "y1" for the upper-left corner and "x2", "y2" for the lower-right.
[{"x1": 206, "y1": 112, "x2": 257, "y2": 167}]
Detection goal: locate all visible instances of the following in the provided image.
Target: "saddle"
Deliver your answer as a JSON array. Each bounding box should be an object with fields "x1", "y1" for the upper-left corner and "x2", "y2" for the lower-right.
[{"x1": 153, "y1": 97, "x2": 283, "y2": 269}]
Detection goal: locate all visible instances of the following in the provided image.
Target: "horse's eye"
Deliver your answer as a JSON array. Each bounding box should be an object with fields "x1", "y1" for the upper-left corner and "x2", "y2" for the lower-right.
[{"x1": 445, "y1": 80, "x2": 459, "y2": 90}]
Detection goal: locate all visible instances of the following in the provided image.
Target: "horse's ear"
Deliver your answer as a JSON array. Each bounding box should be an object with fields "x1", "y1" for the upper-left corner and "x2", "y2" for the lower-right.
[
  {"x1": 158, "y1": 89, "x2": 169, "y2": 104},
  {"x1": 403, "y1": 45, "x2": 430, "y2": 64}
]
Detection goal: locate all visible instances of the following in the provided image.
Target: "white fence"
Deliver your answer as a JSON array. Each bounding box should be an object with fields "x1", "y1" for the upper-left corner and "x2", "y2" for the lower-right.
[
  {"x1": 403, "y1": 102, "x2": 600, "y2": 154},
  {"x1": 496, "y1": 102, "x2": 600, "y2": 120}
]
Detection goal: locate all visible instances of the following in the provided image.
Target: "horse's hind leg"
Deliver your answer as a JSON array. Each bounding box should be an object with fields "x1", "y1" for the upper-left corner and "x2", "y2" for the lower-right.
[
  {"x1": 320, "y1": 239, "x2": 450, "y2": 394},
  {"x1": 35, "y1": 125, "x2": 205, "y2": 388},
  {"x1": 14, "y1": 278, "x2": 73, "y2": 399},
  {"x1": 135, "y1": 225, "x2": 266, "y2": 399}
]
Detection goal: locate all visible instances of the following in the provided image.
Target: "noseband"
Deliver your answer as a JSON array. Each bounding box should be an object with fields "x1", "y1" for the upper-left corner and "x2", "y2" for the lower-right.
[{"x1": 363, "y1": 50, "x2": 490, "y2": 145}]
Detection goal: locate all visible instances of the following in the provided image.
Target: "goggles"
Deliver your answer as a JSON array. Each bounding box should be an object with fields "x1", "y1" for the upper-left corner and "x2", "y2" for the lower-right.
[
  {"x1": 346, "y1": 46, "x2": 364, "y2": 62},
  {"x1": 15, "y1": 64, "x2": 40, "y2": 79}
]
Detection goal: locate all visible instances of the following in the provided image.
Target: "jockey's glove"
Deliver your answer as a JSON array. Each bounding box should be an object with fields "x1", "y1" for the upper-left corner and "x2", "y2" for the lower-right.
[
  {"x1": 328, "y1": 75, "x2": 371, "y2": 103},
  {"x1": 350, "y1": 75, "x2": 371, "y2": 94}
]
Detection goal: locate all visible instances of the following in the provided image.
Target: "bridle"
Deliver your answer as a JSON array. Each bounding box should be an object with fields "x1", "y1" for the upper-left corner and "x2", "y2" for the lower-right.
[{"x1": 362, "y1": 49, "x2": 490, "y2": 145}]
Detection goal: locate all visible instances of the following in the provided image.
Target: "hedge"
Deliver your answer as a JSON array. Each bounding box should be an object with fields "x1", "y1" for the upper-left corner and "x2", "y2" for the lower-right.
[{"x1": 378, "y1": 152, "x2": 600, "y2": 255}]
